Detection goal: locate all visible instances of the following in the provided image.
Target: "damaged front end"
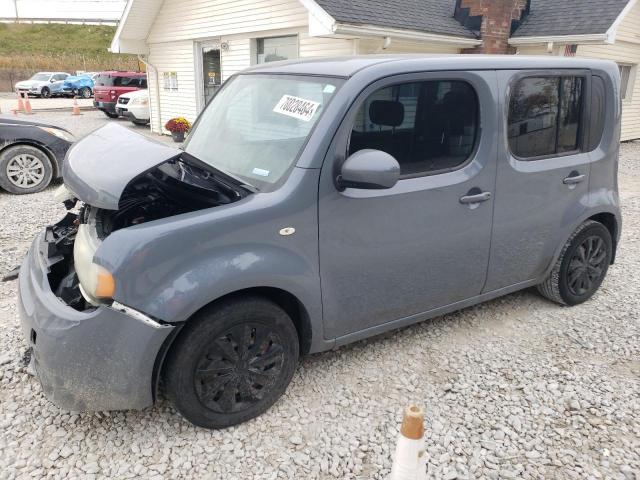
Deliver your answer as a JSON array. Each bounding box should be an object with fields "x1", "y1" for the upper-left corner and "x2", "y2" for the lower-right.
[
  {"x1": 47, "y1": 124, "x2": 251, "y2": 310},
  {"x1": 13, "y1": 124, "x2": 254, "y2": 411}
]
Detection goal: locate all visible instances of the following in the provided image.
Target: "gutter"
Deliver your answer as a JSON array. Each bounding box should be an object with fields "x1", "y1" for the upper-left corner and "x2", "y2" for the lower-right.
[
  {"x1": 333, "y1": 23, "x2": 482, "y2": 47},
  {"x1": 509, "y1": 33, "x2": 610, "y2": 46},
  {"x1": 137, "y1": 54, "x2": 163, "y2": 135}
]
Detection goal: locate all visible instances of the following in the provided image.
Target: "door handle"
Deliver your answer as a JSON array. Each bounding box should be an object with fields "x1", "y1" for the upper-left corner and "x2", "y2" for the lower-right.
[
  {"x1": 459, "y1": 191, "x2": 492, "y2": 204},
  {"x1": 563, "y1": 173, "x2": 586, "y2": 185}
]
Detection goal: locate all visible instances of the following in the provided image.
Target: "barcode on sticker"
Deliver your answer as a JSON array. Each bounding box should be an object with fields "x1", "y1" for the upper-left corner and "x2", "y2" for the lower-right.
[{"x1": 273, "y1": 95, "x2": 320, "y2": 122}]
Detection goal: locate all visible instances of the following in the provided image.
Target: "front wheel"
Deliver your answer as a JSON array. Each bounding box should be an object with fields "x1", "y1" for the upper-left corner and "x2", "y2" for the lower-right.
[
  {"x1": 40, "y1": 87, "x2": 51, "y2": 98},
  {"x1": 537, "y1": 220, "x2": 612, "y2": 306},
  {"x1": 103, "y1": 111, "x2": 119, "y2": 119},
  {"x1": 79, "y1": 87, "x2": 92, "y2": 99},
  {"x1": 164, "y1": 296, "x2": 299, "y2": 429}
]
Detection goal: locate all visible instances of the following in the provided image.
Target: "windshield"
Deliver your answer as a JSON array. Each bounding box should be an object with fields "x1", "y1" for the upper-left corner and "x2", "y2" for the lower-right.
[
  {"x1": 184, "y1": 74, "x2": 342, "y2": 190},
  {"x1": 31, "y1": 73, "x2": 50, "y2": 81}
]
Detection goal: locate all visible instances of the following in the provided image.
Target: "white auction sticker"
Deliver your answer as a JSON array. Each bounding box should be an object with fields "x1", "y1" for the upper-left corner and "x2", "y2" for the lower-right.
[{"x1": 273, "y1": 95, "x2": 321, "y2": 122}]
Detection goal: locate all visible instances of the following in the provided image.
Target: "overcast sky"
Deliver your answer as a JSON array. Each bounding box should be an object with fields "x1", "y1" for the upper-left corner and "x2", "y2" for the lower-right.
[{"x1": 0, "y1": 0, "x2": 126, "y2": 21}]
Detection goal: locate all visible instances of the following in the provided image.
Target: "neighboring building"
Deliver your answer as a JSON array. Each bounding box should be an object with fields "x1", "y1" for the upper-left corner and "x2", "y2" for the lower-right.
[{"x1": 111, "y1": 0, "x2": 640, "y2": 141}]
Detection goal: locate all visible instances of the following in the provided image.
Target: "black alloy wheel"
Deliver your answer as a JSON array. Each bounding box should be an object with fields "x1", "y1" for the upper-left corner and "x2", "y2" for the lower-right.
[
  {"x1": 565, "y1": 235, "x2": 608, "y2": 297},
  {"x1": 537, "y1": 220, "x2": 612, "y2": 305},
  {"x1": 194, "y1": 322, "x2": 286, "y2": 414},
  {"x1": 164, "y1": 296, "x2": 299, "y2": 429}
]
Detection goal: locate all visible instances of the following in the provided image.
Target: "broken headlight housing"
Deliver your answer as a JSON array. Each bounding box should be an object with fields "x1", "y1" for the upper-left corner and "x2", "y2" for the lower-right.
[{"x1": 73, "y1": 223, "x2": 115, "y2": 305}]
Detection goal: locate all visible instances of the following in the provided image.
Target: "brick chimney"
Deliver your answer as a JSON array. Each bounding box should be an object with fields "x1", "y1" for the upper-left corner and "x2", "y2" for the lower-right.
[{"x1": 454, "y1": 0, "x2": 530, "y2": 54}]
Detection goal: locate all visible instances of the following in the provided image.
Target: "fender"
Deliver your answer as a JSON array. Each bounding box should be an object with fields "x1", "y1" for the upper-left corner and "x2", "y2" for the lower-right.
[{"x1": 93, "y1": 167, "x2": 330, "y2": 352}]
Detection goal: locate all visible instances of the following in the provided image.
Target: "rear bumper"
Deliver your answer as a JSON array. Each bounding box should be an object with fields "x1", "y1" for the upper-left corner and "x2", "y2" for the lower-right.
[
  {"x1": 93, "y1": 101, "x2": 116, "y2": 113},
  {"x1": 17, "y1": 230, "x2": 174, "y2": 411}
]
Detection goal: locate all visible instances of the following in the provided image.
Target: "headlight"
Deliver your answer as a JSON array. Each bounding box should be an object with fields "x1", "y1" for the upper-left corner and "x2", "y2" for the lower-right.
[
  {"x1": 38, "y1": 127, "x2": 75, "y2": 143},
  {"x1": 74, "y1": 224, "x2": 115, "y2": 304},
  {"x1": 130, "y1": 97, "x2": 149, "y2": 106}
]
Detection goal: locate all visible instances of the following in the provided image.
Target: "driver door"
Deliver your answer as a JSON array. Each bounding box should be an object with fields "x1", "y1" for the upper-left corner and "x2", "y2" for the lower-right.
[{"x1": 318, "y1": 71, "x2": 499, "y2": 340}]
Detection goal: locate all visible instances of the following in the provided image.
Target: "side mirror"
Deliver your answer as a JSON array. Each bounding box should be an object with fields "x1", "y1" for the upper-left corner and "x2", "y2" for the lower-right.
[
  {"x1": 337, "y1": 149, "x2": 400, "y2": 190},
  {"x1": 50, "y1": 79, "x2": 56, "y2": 83}
]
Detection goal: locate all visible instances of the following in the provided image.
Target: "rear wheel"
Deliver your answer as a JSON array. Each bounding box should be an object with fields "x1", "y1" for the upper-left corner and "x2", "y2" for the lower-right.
[
  {"x1": 0, "y1": 145, "x2": 53, "y2": 194},
  {"x1": 79, "y1": 87, "x2": 92, "y2": 99},
  {"x1": 164, "y1": 296, "x2": 299, "y2": 429},
  {"x1": 40, "y1": 87, "x2": 51, "y2": 99},
  {"x1": 537, "y1": 220, "x2": 612, "y2": 306}
]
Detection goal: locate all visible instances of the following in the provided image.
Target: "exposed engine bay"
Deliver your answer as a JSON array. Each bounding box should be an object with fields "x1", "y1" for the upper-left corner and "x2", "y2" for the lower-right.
[
  {"x1": 45, "y1": 156, "x2": 249, "y2": 310},
  {"x1": 93, "y1": 157, "x2": 246, "y2": 237}
]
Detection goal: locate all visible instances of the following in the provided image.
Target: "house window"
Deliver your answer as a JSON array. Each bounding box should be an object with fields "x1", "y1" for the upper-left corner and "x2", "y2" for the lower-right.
[
  {"x1": 348, "y1": 80, "x2": 479, "y2": 177},
  {"x1": 508, "y1": 76, "x2": 584, "y2": 159},
  {"x1": 163, "y1": 72, "x2": 178, "y2": 92},
  {"x1": 619, "y1": 64, "x2": 636, "y2": 101},
  {"x1": 256, "y1": 35, "x2": 298, "y2": 64}
]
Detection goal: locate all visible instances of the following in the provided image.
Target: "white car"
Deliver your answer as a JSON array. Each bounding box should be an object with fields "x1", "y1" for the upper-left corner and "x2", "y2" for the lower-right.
[
  {"x1": 15, "y1": 72, "x2": 69, "y2": 98},
  {"x1": 115, "y1": 89, "x2": 150, "y2": 125}
]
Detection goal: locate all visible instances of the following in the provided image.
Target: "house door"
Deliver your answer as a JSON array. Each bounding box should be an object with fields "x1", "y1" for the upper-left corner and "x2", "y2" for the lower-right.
[{"x1": 202, "y1": 45, "x2": 221, "y2": 105}]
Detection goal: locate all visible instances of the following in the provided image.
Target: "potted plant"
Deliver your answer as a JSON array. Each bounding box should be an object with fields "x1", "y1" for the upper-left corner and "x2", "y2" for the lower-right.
[{"x1": 165, "y1": 117, "x2": 192, "y2": 142}]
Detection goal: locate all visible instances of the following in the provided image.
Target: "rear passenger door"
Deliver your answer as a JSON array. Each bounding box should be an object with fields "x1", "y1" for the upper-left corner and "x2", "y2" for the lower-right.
[
  {"x1": 485, "y1": 71, "x2": 592, "y2": 291},
  {"x1": 319, "y1": 71, "x2": 499, "y2": 339}
]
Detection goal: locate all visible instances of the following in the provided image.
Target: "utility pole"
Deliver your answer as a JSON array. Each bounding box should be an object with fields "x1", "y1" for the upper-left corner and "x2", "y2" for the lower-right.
[{"x1": 13, "y1": 0, "x2": 19, "y2": 22}]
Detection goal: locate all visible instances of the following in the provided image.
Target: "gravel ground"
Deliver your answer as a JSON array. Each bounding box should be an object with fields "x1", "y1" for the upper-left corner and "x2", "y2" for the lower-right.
[{"x1": 0, "y1": 133, "x2": 639, "y2": 479}]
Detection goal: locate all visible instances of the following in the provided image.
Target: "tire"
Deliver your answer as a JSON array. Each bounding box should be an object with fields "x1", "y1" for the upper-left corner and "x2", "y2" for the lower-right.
[
  {"x1": 40, "y1": 87, "x2": 51, "y2": 99},
  {"x1": 132, "y1": 119, "x2": 149, "y2": 126},
  {"x1": 0, "y1": 145, "x2": 53, "y2": 194},
  {"x1": 79, "y1": 87, "x2": 92, "y2": 99},
  {"x1": 164, "y1": 296, "x2": 299, "y2": 429},
  {"x1": 537, "y1": 220, "x2": 612, "y2": 306},
  {"x1": 103, "y1": 111, "x2": 119, "y2": 119}
]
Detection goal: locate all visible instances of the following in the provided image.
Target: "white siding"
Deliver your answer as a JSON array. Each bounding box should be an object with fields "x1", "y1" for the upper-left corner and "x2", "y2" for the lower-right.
[
  {"x1": 357, "y1": 38, "x2": 461, "y2": 55},
  {"x1": 148, "y1": 41, "x2": 198, "y2": 133},
  {"x1": 299, "y1": 32, "x2": 354, "y2": 57},
  {"x1": 147, "y1": 0, "x2": 308, "y2": 44},
  {"x1": 222, "y1": 38, "x2": 252, "y2": 81}
]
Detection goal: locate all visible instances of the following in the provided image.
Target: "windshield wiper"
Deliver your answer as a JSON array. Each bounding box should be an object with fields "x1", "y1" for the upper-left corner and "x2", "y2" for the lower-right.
[{"x1": 180, "y1": 151, "x2": 258, "y2": 193}]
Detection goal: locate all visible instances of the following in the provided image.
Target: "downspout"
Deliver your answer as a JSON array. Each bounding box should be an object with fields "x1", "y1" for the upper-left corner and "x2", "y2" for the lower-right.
[{"x1": 137, "y1": 54, "x2": 163, "y2": 135}]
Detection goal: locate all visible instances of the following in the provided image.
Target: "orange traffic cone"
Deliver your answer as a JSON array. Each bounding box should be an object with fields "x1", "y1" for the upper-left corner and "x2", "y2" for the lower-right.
[
  {"x1": 24, "y1": 94, "x2": 33, "y2": 115},
  {"x1": 72, "y1": 96, "x2": 81, "y2": 116},
  {"x1": 390, "y1": 405, "x2": 428, "y2": 480},
  {"x1": 16, "y1": 91, "x2": 25, "y2": 112}
]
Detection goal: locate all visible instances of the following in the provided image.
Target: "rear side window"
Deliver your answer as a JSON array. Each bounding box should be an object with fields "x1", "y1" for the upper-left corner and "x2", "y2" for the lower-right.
[
  {"x1": 94, "y1": 75, "x2": 145, "y2": 87},
  {"x1": 588, "y1": 75, "x2": 606, "y2": 151},
  {"x1": 349, "y1": 80, "x2": 479, "y2": 176},
  {"x1": 508, "y1": 76, "x2": 584, "y2": 159}
]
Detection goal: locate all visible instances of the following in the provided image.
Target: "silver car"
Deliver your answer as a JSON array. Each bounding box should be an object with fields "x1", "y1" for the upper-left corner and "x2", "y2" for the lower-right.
[
  {"x1": 14, "y1": 56, "x2": 622, "y2": 429},
  {"x1": 15, "y1": 72, "x2": 69, "y2": 98}
]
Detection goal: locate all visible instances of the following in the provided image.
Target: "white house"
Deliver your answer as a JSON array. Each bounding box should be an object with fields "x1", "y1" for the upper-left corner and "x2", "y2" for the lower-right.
[
  {"x1": 111, "y1": 0, "x2": 640, "y2": 141},
  {"x1": 109, "y1": 0, "x2": 481, "y2": 134}
]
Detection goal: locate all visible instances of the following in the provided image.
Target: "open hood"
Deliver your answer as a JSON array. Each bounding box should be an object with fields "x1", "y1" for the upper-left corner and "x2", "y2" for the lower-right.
[{"x1": 62, "y1": 123, "x2": 181, "y2": 210}]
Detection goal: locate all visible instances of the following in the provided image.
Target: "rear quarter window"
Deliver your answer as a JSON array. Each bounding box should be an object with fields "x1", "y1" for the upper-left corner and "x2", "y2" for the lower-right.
[{"x1": 508, "y1": 75, "x2": 585, "y2": 159}]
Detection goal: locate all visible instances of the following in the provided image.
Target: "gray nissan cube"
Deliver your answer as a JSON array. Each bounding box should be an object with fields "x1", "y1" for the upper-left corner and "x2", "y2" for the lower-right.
[{"x1": 16, "y1": 56, "x2": 621, "y2": 429}]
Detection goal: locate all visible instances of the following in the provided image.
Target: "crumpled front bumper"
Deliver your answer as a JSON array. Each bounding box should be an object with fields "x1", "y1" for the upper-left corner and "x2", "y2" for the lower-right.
[{"x1": 17, "y1": 231, "x2": 175, "y2": 412}]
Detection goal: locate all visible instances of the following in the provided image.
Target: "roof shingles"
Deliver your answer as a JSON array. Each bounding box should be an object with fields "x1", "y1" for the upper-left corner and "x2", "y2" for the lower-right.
[
  {"x1": 512, "y1": 0, "x2": 630, "y2": 37},
  {"x1": 313, "y1": 0, "x2": 477, "y2": 38}
]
